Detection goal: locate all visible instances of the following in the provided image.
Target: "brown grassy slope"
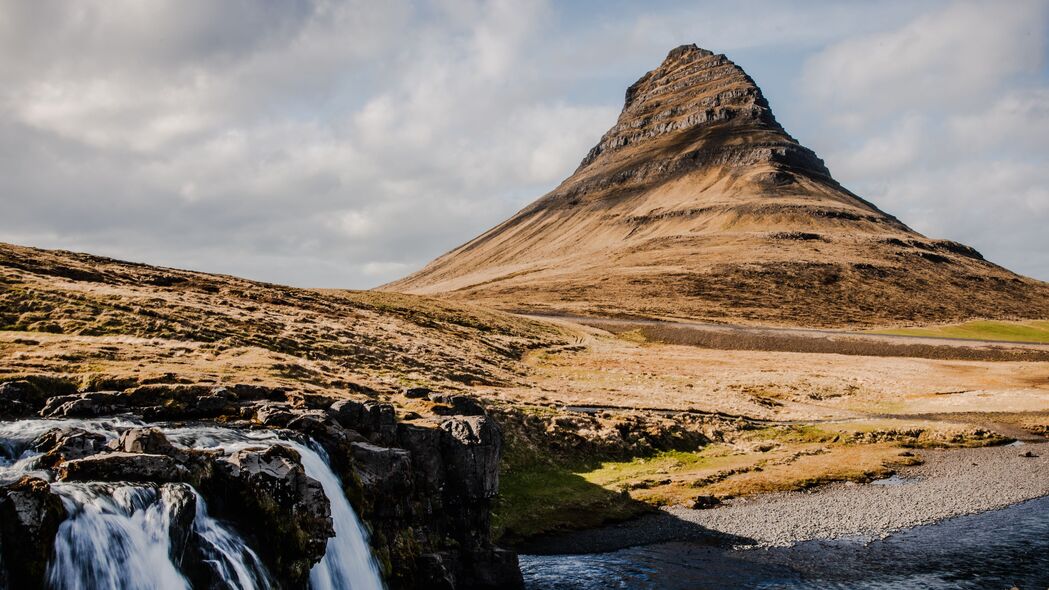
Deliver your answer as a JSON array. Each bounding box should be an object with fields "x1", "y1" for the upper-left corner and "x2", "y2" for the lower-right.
[
  {"x1": 385, "y1": 45, "x2": 1049, "y2": 327},
  {"x1": 0, "y1": 242, "x2": 565, "y2": 391}
]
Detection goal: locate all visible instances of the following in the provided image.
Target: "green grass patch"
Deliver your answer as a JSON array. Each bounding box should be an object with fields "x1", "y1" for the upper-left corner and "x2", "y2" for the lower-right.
[
  {"x1": 494, "y1": 463, "x2": 647, "y2": 543},
  {"x1": 743, "y1": 424, "x2": 839, "y2": 443},
  {"x1": 871, "y1": 320, "x2": 1049, "y2": 344},
  {"x1": 581, "y1": 449, "x2": 730, "y2": 486}
]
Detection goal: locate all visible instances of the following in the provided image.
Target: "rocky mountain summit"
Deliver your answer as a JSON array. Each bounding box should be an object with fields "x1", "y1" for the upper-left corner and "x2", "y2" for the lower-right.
[{"x1": 387, "y1": 44, "x2": 1049, "y2": 327}]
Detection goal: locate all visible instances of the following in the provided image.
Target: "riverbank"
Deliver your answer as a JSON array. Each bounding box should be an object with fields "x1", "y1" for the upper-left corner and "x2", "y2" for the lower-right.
[{"x1": 521, "y1": 442, "x2": 1049, "y2": 554}]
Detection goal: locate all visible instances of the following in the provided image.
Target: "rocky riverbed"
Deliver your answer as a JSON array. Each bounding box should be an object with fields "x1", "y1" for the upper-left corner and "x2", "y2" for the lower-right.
[{"x1": 522, "y1": 442, "x2": 1049, "y2": 554}]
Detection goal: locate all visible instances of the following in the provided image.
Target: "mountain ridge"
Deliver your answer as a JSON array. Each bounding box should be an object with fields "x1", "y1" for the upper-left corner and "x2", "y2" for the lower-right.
[{"x1": 384, "y1": 44, "x2": 1049, "y2": 327}]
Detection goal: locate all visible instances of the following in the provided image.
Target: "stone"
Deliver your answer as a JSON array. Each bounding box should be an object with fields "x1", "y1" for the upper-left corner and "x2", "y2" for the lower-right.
[
  {"x1": 112, "y1": 427, "x2": 179, "y2": 455},
  {"x1": 1019, "y1": 450, "x2": 1038, "y2": 458},
  {"x1": 159, "y1": 483, "x2": 197, "y2": 565},
  {"x1": 0, "y1": 476, "x2": 67, "y2": 587},
  {"x1": 440, "y1": 416, "x2": 501, "y2": 500},
  {"x1": 330, "y1": 399, "x2": 397, "y2": 443},
  {"x1": 0, "y1": 380, "x2": 43, "y2": 418},
  {"x1": 40, "y1": 391, "x2": 123, "y2": 418},
  {"x1": 403, "y1": 387, "x2": 431, "y2": 399},
  {"x1": 210, "y1": 445, "x2": 333, "y2": 588},
  {"x1": 30, "y1": 427, "x2": 108, "y2": 469},
  {"x1": 351, "y1": 442, "x2": 413, "y2": 507},
  {"x1": 253, "y1": 401, "x2": 296, "y2": 426},
  {"x1": 58, "y1": 452, "x2": 191, "y2": 483},
  {"x1": 691, "y1": 495, "x2": 721, "y2": 509},
  {"x1": 286, "y1": 411, "x2": 365, "y2": 449},
  {"x1": 428, "y1": 393, "x2": 486, "y2": 416}
]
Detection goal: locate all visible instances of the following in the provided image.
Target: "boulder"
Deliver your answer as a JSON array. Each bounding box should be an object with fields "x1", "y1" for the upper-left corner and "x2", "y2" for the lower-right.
[
  {"x1": 330, "y1": 399, "x2": 394, "y2": 429},
  {"x1": 30, "y1": 427, "x2": 108, "y2": 469},
  {"x1": 351, "y1": 442, "x2": 412, "y2": 515},
  {"x1": 112, "y1": 427, "x2": 179, "y2": 455},
  {"x1": 440, "y1": 416, "x2": 501, "y2": 500},
  {"x1": 0, "y1": 476, "x2": 67, "y2": 587},
  {"x1": 209, "y1": 445, "x2": 333, "y2": 588},
  {"x1": 159, "y1": 483, "x2": 197, "y2": 565},
  {"x1": 403, "y1": 387, "x2": 432, "y2": 399},
  {"x1": 252, "y1": 401, "x2": 296, "y2": 426},
  {"x1": 287, "y1": 411, "x2": 365, "y2": 445},
  {"x1": 330, "y1": 399, "x2": 397, "y2": 444},
  {"x1": 0, "y1": 380, "x2": 43, "y2": 418},
  {"x1": 691, "y1": 495, "x2": 720, "y2": 509},
  {"x1": 40, "y1": 391, "x2": 122, "y2": 418},
  {"x1": 428, "y1": 393, "x2": 486, "y2": 416},
  {"x1": 58, "y1": 452, "x2": 190, "y2": 483}
]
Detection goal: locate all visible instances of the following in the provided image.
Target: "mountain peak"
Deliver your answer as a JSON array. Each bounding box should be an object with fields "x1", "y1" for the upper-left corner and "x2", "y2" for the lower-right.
[
  {"x1": 384, "y1": 45, "x2": 1049, "y2": 328},
  {"x1": 664, "y1": 43, "x2": 714, "y2": 63},
  {"x1": 573, "y1": 43, "x2": 830, "y2": 192}
]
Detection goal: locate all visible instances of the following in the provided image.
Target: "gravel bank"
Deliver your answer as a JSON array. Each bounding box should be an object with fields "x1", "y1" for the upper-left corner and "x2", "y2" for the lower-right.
[{"x1": 522, "y1": 442, "x2": 1049, "y2": 554}]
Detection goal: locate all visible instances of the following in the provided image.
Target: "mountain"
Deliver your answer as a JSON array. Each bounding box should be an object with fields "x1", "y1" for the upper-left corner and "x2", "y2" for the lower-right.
[{"x1": 385, "y1": 44, "x2": 1049, "y2": 327}]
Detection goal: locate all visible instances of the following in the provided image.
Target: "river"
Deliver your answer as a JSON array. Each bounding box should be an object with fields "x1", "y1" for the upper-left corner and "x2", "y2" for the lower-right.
[{"x1": 521, "y1": 495, "x2": 1049, "y2": 589}]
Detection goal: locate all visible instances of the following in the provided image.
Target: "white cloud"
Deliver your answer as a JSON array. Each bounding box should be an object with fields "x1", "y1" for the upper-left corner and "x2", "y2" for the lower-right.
[
  {"x1": 0, "y1": 0, "x2": 1046, "y2": 287},
  {"x1": 800, "y1": 0, "x2": 1049, "y2": 281},
  {"x1": 833, "y1": 114, "x2": 930, "y2": 179},
  {"x1": 803, "y1": 0, "x2": 1047, "y2": 116},
  {"x1": 949, "y1": 88, "x2": 1049, "y2": 152}
]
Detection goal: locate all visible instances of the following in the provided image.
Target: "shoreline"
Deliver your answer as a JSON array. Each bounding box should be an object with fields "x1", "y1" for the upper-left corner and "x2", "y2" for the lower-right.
[{"x1": 519, "y1": 442, "x2": 1049, "y2": 555}]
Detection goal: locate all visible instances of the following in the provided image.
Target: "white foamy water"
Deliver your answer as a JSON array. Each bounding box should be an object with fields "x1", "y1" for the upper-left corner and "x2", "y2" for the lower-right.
[{"x1": 0, "y1": 418, "x2": 385, "y2": 590}]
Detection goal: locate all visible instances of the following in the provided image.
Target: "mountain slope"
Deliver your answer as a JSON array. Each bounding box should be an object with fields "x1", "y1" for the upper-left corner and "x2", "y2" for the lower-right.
[
  {"x1": 385, "y1": 44, "x2": 1049, "y2": 327},
  {"x1": 0, "y1": 241, "x2": 564, "y2": 390}
]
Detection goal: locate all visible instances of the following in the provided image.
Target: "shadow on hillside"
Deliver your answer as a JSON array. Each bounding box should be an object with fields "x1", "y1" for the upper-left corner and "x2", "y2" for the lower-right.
[{"x1": 513, "y1": 508, "x2": 755, "y2": 556}]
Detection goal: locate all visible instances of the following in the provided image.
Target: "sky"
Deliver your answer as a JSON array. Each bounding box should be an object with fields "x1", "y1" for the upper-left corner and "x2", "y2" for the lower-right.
[{"x1": 1, "y1": 0, "x2": 1047, "y2": 288}]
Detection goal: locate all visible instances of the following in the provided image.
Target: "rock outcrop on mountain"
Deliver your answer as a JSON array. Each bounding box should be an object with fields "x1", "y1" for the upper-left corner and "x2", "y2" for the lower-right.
[{"x1": 386, "y1": 44, "x2": 1049, "y2": 327}]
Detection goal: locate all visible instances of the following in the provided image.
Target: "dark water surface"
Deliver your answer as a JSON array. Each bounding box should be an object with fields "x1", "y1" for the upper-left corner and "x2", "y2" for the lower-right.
[{"x1": 521, "y1": 495, "x2": 1049, "y2": 589}]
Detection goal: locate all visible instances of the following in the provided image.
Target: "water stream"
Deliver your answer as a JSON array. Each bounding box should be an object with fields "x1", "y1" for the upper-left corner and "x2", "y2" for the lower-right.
[
  {"x1": 521, "y1": 495, "x2": 1049, "y2": 589},
  {"x1": 0, "y1": 419, "x2": 385, "y2": 590}
]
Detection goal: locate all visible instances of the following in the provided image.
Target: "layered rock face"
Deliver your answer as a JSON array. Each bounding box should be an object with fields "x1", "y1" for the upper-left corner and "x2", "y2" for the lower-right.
[
  {"x1": 386, "y1": 44, "x2": 1049, "y2": 327},
  {"x1": 0, "y1": 380, "x2": 518, "y2": 589}
]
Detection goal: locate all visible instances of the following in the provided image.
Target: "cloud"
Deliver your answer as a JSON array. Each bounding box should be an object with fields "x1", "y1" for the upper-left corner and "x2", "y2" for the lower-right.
[
  {"x1": 802, "y1": 0, "x2": 1049, "y2": 280},
  {"x1": 0, "y1": 0, "x2": 1046, "y2": 287},
  {"x1": 949, "y1": 88, "x2": 1049, "y2": 153},
  {"x1": 802, "y1": 0, "x2": 1048, "y2": 116}
]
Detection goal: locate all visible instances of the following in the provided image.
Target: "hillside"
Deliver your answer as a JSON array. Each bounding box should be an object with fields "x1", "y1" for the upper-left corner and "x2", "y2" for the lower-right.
[
  {"x1": 386, "y1": 44, "x2": 1049, "y2": 327},
  {"x1": 0, "y1": 241, "x2": 564, "y2": 393},
  {"x1": 2, "y1": 240, "x2": 1047, "y2": 549}
]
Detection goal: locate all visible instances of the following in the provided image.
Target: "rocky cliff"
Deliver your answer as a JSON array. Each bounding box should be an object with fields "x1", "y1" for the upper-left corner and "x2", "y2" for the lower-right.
[
  {"x1": 386, "y1": 44, "x2": 1049, "y2": 327},
  {"x1": 0, "y1": 379, "x2": 519, "y2": 589}
]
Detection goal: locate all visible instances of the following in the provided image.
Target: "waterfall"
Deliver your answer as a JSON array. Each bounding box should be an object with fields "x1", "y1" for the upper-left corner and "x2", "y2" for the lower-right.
[
  {"x1": 0, "y1": 419, "x2": 386, "y2": 590},
  {"x1": 47, "y1": 483, "x2": 192, "y2": 590},
  {"x1": 188, "y1": 489, "x2": 273, "y2": 589},
  {"x1": 301, "y1": 442, "x2": 384, "y2": 590}
]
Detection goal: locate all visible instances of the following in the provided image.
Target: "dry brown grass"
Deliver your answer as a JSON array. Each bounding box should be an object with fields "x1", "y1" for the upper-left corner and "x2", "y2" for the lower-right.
[{"x1": 0, "y1": 242, "x2": 567, "y2": 394}]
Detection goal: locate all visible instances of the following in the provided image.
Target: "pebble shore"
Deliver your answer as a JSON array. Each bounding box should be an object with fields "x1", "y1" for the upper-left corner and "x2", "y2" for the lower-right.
[{"x1": 523, "y1": 442, "x2": 1049, "y2": 554}]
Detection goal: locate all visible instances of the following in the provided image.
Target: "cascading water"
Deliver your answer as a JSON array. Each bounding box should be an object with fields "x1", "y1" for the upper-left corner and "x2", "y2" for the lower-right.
[
  {"x1": 0, "y1": 419, "x2": 385, "y2": 590},
  {"x1": 164, "y1": 426, "x2": 385, "y2": 590},
  {"x1": 47, "y1": 483, "x2": 195, "y2": 590}
]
